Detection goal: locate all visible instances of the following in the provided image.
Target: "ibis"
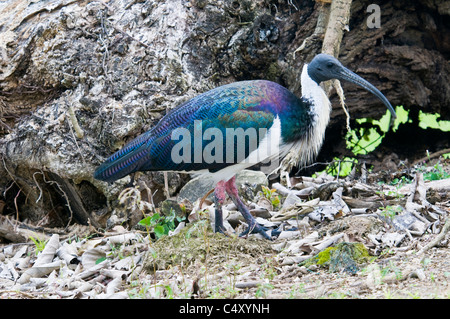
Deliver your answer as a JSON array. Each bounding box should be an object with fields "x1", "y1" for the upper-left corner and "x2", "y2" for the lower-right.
[{"x1": 94, "y1": 54, "x2": 396, "y2": 240}]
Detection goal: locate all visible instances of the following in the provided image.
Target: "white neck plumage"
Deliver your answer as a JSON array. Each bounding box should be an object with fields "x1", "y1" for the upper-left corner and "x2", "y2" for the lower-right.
[{"x1": 289, "y1": 64, "x2": 332, "y2": 167}]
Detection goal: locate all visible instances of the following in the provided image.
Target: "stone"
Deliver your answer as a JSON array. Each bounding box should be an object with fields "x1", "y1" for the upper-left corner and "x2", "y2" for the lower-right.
[{"x1": 177, "y1": 169, "x2": 268, "y2": 204}]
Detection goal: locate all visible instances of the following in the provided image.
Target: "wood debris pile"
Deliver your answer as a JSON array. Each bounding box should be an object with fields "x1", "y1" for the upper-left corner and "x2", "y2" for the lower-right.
[{"x1": 0, "y1": 167, "x2": 449, "y2": 298}]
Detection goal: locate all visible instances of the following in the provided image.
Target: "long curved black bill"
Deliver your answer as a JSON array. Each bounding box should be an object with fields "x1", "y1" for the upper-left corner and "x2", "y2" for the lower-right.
[{"x1": 338, "y1": 68, "x2": 396, "y2": 119}]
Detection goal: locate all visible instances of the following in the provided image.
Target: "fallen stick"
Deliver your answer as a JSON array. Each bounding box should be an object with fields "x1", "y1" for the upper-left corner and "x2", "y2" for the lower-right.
[{"x1": 418, "y1": 218, "x2": 450, "y2": 255}]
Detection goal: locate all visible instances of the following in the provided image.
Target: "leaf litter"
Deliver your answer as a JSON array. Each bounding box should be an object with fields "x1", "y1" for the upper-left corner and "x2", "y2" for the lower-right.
[{"x1": 0, "y1": 161, "x2": 449, "y2": 299}]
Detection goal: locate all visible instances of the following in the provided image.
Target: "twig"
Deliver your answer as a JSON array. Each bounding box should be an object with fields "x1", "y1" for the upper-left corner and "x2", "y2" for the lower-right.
[
  {"x1": 2, "y1": 157, "x2": 22, "y2": 197},
  {"x1": 67, "y1": 104, "x2": 84, "y2": 139},
  {"x1": 88, "y1": 219, "x2": 105, "y2": 236},
  {"x1": 14, "y1": 189, "x2": 21, "y2": 230},
  {"x1": 412, "y1": 148, "x2": 450, "y2": 165},
  {"x1": 321, "y1": 0, "x2": 353, "y2": 97},
  {"x1": 199, "y1": 188, "x2": 214, "y2": 208},
  {"x1": 2, "y1": 156, "x2": 24, "y2": 228},
  {"x1": 2, "y1": 180, "x2": 15, "y2": 198},
  {"x1": 0, "y1": 118, "x2": 12, "y2": 131},
  {"x1": 0, "y1": 290, "x2": 36, "y2": 299},
  {"x1": 293, "y1": 2, "x2": 328, "y2": 60},
  {"x1": 336, "y1": 159, "x2": 341, "y2": 182},
  {"x1": 34, "y1": 171, "x2": 75, "y2": 230},
  {"x1": 163, "y1": 172, "x2": 170, "y2": 199},
  {"x1": 32, "y1": 171, "x2": 44, "y2": 203},
  {"x1": 287, "y1": 0, "x2": 299, "y2": 11},
  {"x1": 321, "y1": 0, "x2": 352, "y2": 57},
  {"x1": 67, "y1": 107, "x2": 87, "y2": 166},
  {"x1": 333, "y1": 79, "x2": 351, "y2": 132},
  {"x1": 418, "y1": 218, "x2": 450, "y2": 255}
]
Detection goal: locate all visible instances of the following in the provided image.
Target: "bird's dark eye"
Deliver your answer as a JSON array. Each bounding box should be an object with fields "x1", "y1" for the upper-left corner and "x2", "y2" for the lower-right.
[
  {"x1": 326, "y1": 62, "x2": 334, "y2": 68},
  {"x1": 317, "y1": 67, "x2": 322, "y2": 71}
]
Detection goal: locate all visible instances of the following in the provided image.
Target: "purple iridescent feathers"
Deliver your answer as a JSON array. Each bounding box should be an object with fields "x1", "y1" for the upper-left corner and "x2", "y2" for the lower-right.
[{"x1": 94, "y1": 80, "x2": 311, "y2": 183}]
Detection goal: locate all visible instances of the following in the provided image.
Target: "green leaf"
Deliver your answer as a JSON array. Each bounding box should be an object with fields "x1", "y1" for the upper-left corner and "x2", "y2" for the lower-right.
[
  {"x1": 138, "y1": 216, "x2": 152, "y2": 227},
  {"x1": 271, "y1": 195, "x2": 280, "y2": 209},
  {"x1": 154, "y1": 225, "x2": 165, "y2": 238},
  {"x1": 151, "y1": 213, "x2": 161, "y2": 223}
]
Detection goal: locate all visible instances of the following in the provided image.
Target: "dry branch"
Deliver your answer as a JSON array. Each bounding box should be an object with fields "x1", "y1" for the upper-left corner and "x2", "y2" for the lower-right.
[
  {"x1": 321, "y1": 0, "x2": 353, "y2": 57},
  {"x1": 418, "y1": 218, "x2": 450, "y2": 255},
  {"x1": 321, "y1": 0, "x2": 353, "y2": 128}
]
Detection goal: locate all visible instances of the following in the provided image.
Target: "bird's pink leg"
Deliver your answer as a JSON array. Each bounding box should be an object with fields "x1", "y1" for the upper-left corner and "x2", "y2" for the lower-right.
[
  {"x1": 213, "y1": 180, "x2": 226, "y2": 234},
  {"x1": 224, "y1": 176, "x2": 271, "y2": 240}
]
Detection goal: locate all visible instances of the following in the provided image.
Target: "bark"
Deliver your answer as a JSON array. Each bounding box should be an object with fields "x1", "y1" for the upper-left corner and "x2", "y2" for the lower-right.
[
  {"x1": 321, "y1": 0, "x2": 352, "y2": 100},
  {"x1": 322, "y1": 0, "x2": 353, "y2": 57},
  {"x1": 281, "y1": 0, "x2": 353, "y2": 174},
  {"x1": 0, "y1": 0, "x2": 448, "y2": 229}
]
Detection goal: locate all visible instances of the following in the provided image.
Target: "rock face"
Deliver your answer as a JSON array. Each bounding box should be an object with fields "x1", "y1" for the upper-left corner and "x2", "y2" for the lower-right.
[
  {"x1": 0, "y1": 0, "x2": 448, "y2": 227},
  {"x1": 177, "y1": 169, "x2": 268, "y2": 203}
]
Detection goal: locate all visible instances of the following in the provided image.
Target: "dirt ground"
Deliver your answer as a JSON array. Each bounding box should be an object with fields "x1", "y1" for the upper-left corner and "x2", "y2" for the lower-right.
[
  {"x1": 0, "y1": 162, "x2": 449, "y2": 299},
  {"x1": 3, "y1": 215, "x2": 448, "y2": 300},
  {"x1": 137, "y1": 225, "x2": 450, "y2": 299},
  {"x1": 232, "y1": 244, "x2": 450, "y2": 299}
]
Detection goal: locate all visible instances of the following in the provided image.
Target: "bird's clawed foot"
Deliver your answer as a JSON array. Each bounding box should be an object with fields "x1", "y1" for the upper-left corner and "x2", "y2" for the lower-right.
[
  {"x1": 239, "y1": 222, "x2": 272, "y2": 240},
  {"x1": 215, "y1": 219, "x2": 271, "y2": 240},
  {"x1": 213, "y1": 177, "x2": 272, "y2": 240},
  {"x1": 214, "y1": 222, "x2": 227, "y2": 235}
]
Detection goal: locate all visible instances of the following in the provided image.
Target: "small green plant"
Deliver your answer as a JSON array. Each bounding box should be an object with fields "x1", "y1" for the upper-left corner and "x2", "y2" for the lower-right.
[
  {"x1": 310, "y1": 106, "x2": 450, "y2": 179},
  {"x1": 312, "y1": 157, "x2": 358, "y2": 178},
  {"x1": 389, "y1": 175, "x2": 412, "y2": 187},
  {"x1": 329, "y1": 291, "x2": 348, "y2": 299},
  {"x1": 255, "y1": 283, "x2": 273, "y2": 298},
  {"x1": 416, "y1": 151, "x2": 450, "y2": 181},
  {"x1": 288, "y1": 283, "x2": 306, "y2": 299},
  {"x1": 260, "y1": 185, "x2": 281, "y2": 209},
  {"x1": 383, "y1": 288, "x2": 396, "y2": 299},
  {"x1": 429, "y1": 272, "x2": 436, "y2": 282},
  {"x1": 260, "y1": 257, "x2": 278, "y2": 281},
  {"x1": 225, "y1": 262, "x2": 241, "y2": 293},
  {"x1": 207, "y1": 284, "x2": 238, "y2": 299},
  {"x1": 29, "y1": 236, "x2": 47, "y2": 256},
  {"x1": 128, "y1": 281, "x2": 156, "y2": 299},
  {"x1": 108, "y1": 243, "x2": 126, "y2": 260},
  {"x1": 423, "y1": 161, "x2": 450, "y2": 181},
  {"x1": 420, "y1": 257, "x2": 432, "y2": 269},
  {"x1": 164, "y1": 284, "x2": 175, "y2": 299},
  {"x1": 380, "y1": 205, "x2": 402, "y2": 220},
  {"x1": 381, "y1": 261, "x2": 402, "y2": 280},
  {"x1": 376, "y1": 176, "x2": 407, "y2": 201},
  {"x1": 407, "y1": 292, "x2": 422, "y2": 299},
  {"x1": 138, "y1": 208, "x2": 185, "y2": 239}
]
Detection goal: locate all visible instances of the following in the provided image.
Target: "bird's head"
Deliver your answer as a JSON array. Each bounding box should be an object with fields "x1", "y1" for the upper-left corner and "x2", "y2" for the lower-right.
[{"x1": 307, "y1": 53, "x2": 396, "y2": 118}]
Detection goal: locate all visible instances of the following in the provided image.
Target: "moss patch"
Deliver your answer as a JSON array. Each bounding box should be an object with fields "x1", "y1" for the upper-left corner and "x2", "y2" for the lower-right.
[
  {"x1": 143, "y1": 220, "x2": 275, "y2": 272},
  {"x1": 301, "y1": 242, "x2": 371, "y2": 274}
]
